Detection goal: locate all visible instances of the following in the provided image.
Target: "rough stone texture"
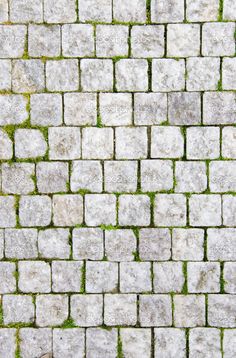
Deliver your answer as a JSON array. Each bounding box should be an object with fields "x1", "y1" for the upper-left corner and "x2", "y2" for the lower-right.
[{"x1": 0, "y1": 1, "x2": 235, "y2": 356}]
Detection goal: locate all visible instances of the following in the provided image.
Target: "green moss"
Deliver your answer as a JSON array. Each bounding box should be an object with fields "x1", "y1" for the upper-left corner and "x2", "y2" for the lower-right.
[
  {"x1": 76, "y1": 189, "x2": 92, "y2": 195},
  {"x1": 146, "y1": 0, "x2": 151, "y2": 23},
  {"x1": 80, "y1": 262, "x2": 86, "y2": 294},
  {"x1": 182, "y1": 262, "x2": 188, "y2": 294},
  {"x1": 217, "y1": 79, "x2": 223, "y2": 91},
  {"x1": 218, "y1": 0, "x2": 224, "y2": 21},
  {"x1": 100, "y1": 224, "x2": 118, "y2": 231},
  {"x1": 61, "y1": 318, "x2": 76, "y2": 328},
  {"x1": 97, "y1": 115, "x2": 103, "y2": 128},
  {"x1": 117, "y1": 331, "x2": 124, "y2": 358},
  {"x1": 0, "y1": 303, "x2": 3, "y2": 325},
  {"x1": 220, "y1": 262, "x2": 226, "y2": 293},
  {"x1": 133, "y1": 251, "x2": 142, "y2": 262}
]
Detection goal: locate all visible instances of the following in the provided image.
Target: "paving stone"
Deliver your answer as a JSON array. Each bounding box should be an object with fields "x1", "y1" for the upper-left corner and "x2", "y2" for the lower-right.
[
  {"x1": 3, "y1": 295, "x2": 35, "y2": 324},
  {"x1": 131, "y1": 25, "x2": 164, "y2": 58},
  {"x1": 0, "y1": 196, "x2": 16, "y2": 228},
  {"x1": 208, "y1": 295, "x2": 236, "y2": 327},
  {"x1": 139, "y1": 295, "x2": 172, "y2": 327},
  {"x1": 116, "y1": 59, "x2": 148, "y2": 92},
  {"x1": 120, "y1": 262, "x2": 152, "y2": 293},
  {"x1": 0, "y1": 129, "x2": 12, "y2": 159},
  {"x1": 64, "y1": 93, "x2": 97, "y2": 126},
  {"x1": 0, "y1": 329, "x2": 16, "y2": 358},
  {"x1": 154, "y1": 328, "x2": 186, "y2": 358},
  {"x1": 0, "y1": 262, "x2": 16, "y2": 293},
  {"x1": 19, "y1": 195, "x2": 51, "y2": 227},
  {"x1": 224, "y1": 329, "x2": 236, "y2": 358},
  {"x1": 82, "y1": 128, "x2": 114, "y2": 159},
  {"x1": 12, "y1": 59, "x2": 44, "y2": 93},
  {"x1": 104, "y1": 160, "x2": 138, "y2": 193},
  {"x1": 1, "y1": 163, "x2": 35, "y2": 194},
  {"x1": 189, "y1": 195, "x2": 222, "y2": 227},
  {"x1": 85, "y1": 194, "x2": 116, "y2": 226},
  {"x1": 31, "y1": 93, "x2": 63, "y2": 126},
  {"x1": 46, "y1": 60, "x2": 79, "y2": 92},
  {"x1": 222, "y1": 57, "x2": 236, "y2": 90},
  {"x1": 5, "y1": 228, "x2": 38, "y2": 259},
  {"x1": 116, "y1": 127, "x2": 147, "y2": 159},
  {"x1": 186, "y1": 0, "x2": 219, "y2": 21},
  {"x1": 207, "y1": 228, "x2": 236, "y2": 261},
  {"x1": 44, "y1": 0, "x2": 76, "y2": 23},
  {"x1": 71, "y1": 294, "x2": 103, "y2": 326},
  {"x1": 203, "y1": 92, "x2": 236, "y2": 125},
  {"x1": 139, "y1": 228, "x2": 171, "y2": 261},
  {"x1": 18, "y1": 261, "x2": 51, "y2": 293},
  {"x1": 36, "y1": 294, "x2": 68, "y2": 327},
  {"x1": 20, "y1": 328, "x2": 52, "y2": 358},
  {"x1": 105, "y1": 229, "x2": 136, "y2": 262},
  {"x1": 96, "y1": 25, "x2": 128, "y2": 58},
  {"x1": 223, "y1": 0, "x2": 236, "y2": 20},
  {"x1": 151, "y1": 126, "x2": 184, "y2": 158},
  {"x1": 175, "y1": 161, "x2": 207, "y2": 193},
  {"x1": 202, "y1": 23, "x2": 235, "y2": 56},
  {"x1": 52, "y1": 261, "x2": 83, "y2": 293},
  {"x1": 73, "y1": 228, "x2": 104, "y2": 260},
  {"x1": 36, "y1": 162, "x2": 68, "y2": 193},
  {"x1": 0, "y1": 230, "x2": 4, "y2": 259},
  {"x1": 81, "y1": 59, "x2": 113, "y2": 91},
  {"x1": 154, "y1": 194, "x2": 186, "y2": 227},
  {"x1": 224, "y1": 262, "x2": 236, "y2": 294},
  {"x1": 141, "y1": 159, "x2": 173, "y2": 192},
  {"x1": 209, "y1": 161, "x2": 236, "y2": 192},
  {"x1": 15, "y1": 129, "x2": 47, "y2": 159},
  {"x1": 0, "y1": 0, "x2": 8, "y2": 22},
  {"x1": 188, "y1": 262, "x2": 220, "y2": 293},
  {"x1": 187, "y1": 127, "x2": 220, "y2": 159},
  {"x1": 10, "y1": 0, "x2": 42, "y2": 22},
  {"x1": 62, "y1": 24, "x2": 94, "y2": 57},
  {"x1": 134, "y1": 93, "x2": 167, "y2": 125},
  {"x1": 100, "y1": 93, "x2": 132, "y2": 126},
  {"x1": 53, "y1": 195, "x2": 83, "y2": 227},
  {"x1": 71, "y1": 160, "x2": 103, "y2": 193},
  {"x1": 86, "y1": 328, "x2": 117, "y2": 358},
  {"x1": 119, "y1": 195, "x2": 150, "y2": 226},
  {"x1": 172, "y1": 228, "x2": 204, "y2": 261},
  {"x1": 167, "y1": 24, "x2": 200, "y2": 57},
  {"x1": 174, "y1": 295, "x2": 205, "y2": 327},
  {"x1": 113, "y1": 0, "x2": 146, "y2": 22},
  {"x1": 152, "y1": 59, "x2": 185, "y2": 92},
  {"x1": 79, "y1": 0, "x2": 112, "y2": 22},
  {"x1": 168, "y1": 92, "x2": 201, "y2": 125},
  {"x1": 187, "y1": 57, "x2": 220, "y2": 91},
  {"x1": 104, "y1": 294, "x2": 137, "y2": 326},
  {"x1": 53, "y1": 328, "x2": 85, "y2": 358},
  {"x1": 0, "y1": 60, "x2": 11, "y2": 90},
  {"x1": 38, "y1": 228, "x2": 70, "y2": 259},
  {"x1": 153, "y1": 262, "x2": 184, "y2": 293},
  {"x1": 223, "y1": 195, "x2": 236, "y2": 226},
  {"x1": 49, "y1": 127, "x2": 81, "y2": 160},
  {"x1": 29, "y1": 25, "x2": 60, "y2": 57},
  {"x1": 121, "y1": 328, "x2": 151, "y2": 358},
  {"x1": 0, "y1": 25, "x2": 26, "y2": 58},
  {"x1": 222, "y1": 127, "x2": 236, "y2": 158},
  {"x1": 189, "y1": 328, "x2": 221, "y2": 358},
  {"x1": 0, "y1": 94, "x2": 27, "y2": 125},
  {"x1": 86, "y1": 261, "x2": 118, "y2": 293}
]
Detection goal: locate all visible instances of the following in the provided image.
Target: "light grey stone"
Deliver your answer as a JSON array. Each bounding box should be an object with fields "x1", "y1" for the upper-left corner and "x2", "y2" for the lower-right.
[
  {"x1": 174, "y1": 295, "x2": 205, "y2": 327},
  {"x1": 82, "y1": 128, "x2": 114, "y2": 159},
  {"x1": 0, "y1": 329, "x2": 16, "y2": 358},
  {"x1": 73, "y1": 228, "x2": 104, "y2": 260},
  {"x1": 141, "y1": 159, "x2": 173, "y2": 192},
  {"x1": 100, "y1": 93, "x2": 132, "y2": 126},
  {"x1": 46, "y1": 60, "x2": 79, "y2": 92},
  {"x1": 172, "y1": 228, "x2": 204, "y2": 261},
  {"x1": 53, "y1": 195, "x2": 83, "y2": 227},
  {"x1": 104, "y1": 160, "x2": 138, "y2": 193},
  {"x1": 139, "y1": 228, "x2": 171, "y2": 261},
  {"x1": 0, "y1": 262, "x2": 16, "y2": 293},
  {"x1": 71, "y1": 160, "x2": 103, "y2": 193},
  {"x1": 139, "y1": 295, "x2": 172, "y2": 327},
  {"x1": 134, "y1": 93, "x2": 167, "y2": 125},
  {"x1": 151, "y1": 0, "x2": 184, "y2": 23},
  {"x1": 38, "y1": 229, "x2": 70, "y2": 259},
  {"x1": 79, "y1": 0, "x2": 112, "y2": 22},
  {"x1": 15, "y1": 129, "x2": 47, "y2": 159},
  {"x1": 169, "y1": 92, "x2": 201, "y2": 125},
  {"x1": 0, "y1": 95, "x2": 27, "y2": 125},
  {"x1": 44, "y1": 0, "x2": 76, "y2": 23},
  {"x1": 116, "y1": 59, "x2": 148, "y2": 92},
  {"x1": 131, "y1": 25, "x2": 164, "y2": 58},
  {"x1": 0, "y1": 0, "x2": 8, "y2": 22},
  {"x1": 151, "y1": 126, "x2": 184, "y2": 158},
  {"x1": 104, "y1": 294, "x2": 137, "y2": 326},
  {"x1": 5, "y1": 228, "x2": 38, "y2": 259},
  {"x1": 207, "y1": 228, "x2": 236, "y2": 261},
  {"x1": 49, "y1": 127, "x2": 81, "y2": 160},
  {"x1": 0, "y1": 129, "x2": 13, "y2": 159},
  {"x1": 188, "y1": 262, "x2": 220, "y2": 293},
  {"x1": 175, "y1": 162, "x2": 207, "y2": 193},
  {"x1": 20, "y1": 328, "x2": 52, "y2": 358},
  {"x1": 187, "y1": 57, "x2": 220, "y2": 91},
  {"x1": 3, "y1": 295, "x2": 34, "y2": 324},
  {"x1": 18, "y1": 261, "x2": 51, "y2": 293},
  {"x1": 116, "y1": 127, "x2": 147, "y2": 159},
  {"x1": 186, "y1": 0, "x2": 219, "y2": 21},
  {"x1": 36, "y1": 294, "x2": 68, "y2": 327},
  {"x1": 187, "y1": 127, "x2": 220, "y2": 159},
  {"x1": 224, "y1": 329, "x2": 236, "y2": 358},
  {"x1": 154, "y1": 194, "x2": 186, "y2": 227},
  {"x1": 0, "y1": 196, "x2": 16, "y2": 228},
  {"x1": 2, "y1": 163, "x2": 35, "y2": 194},
  {"x1": 223, "y1": 0, "x2": 236, "y2": 20},
  {"x1": 167, "y1": 24, "x2": 200, "y2": 57},
  {"x1": 105, "y1": 229, "x2": 136, "y2": 262},
  {"x1": 52, "y1": 261, "x2": 83, "y2": 293},
  {"x1": 0, "y1": 60, "x2": 11, "y2": 90},
  {"x1": 152, "y1": 59, "x2": 185, "y2": 92},
  {"x1": 62, "y1": 24, "x2": 94, "y2": 57},
  {"x1": 10, "y1": 0, "x2": 42, "y2": 22},
  {"x1": 210, "y1": 161, "x2": 236, "y2": 192},
  {"x1": 81, "y1": 59, "x2": 113, "y2": 91},
  {"x1": 86, "y1": 261, "x2": 118, "y2": 293},
  {"x1": 71, "y1": 294, "x2": 103, "y2": 326},
  {"x1": 202, "y1": 22, "x2": 235, "y2": 56},
  {"x1": 121, "y1": 328, "x2": 151, "y2": 358},
  {"x1": 0, "y1": 230, "x2": 4, "y2": 259},
  {"x1": 19, "y1": 195, "x2": 51, "y2": 227},
  {"x1": 31, "y1": 93, "x2": 62, "y2": 126},
  {"x1": 223, "y1": 195, "x2": 236, "y2": 226},
  {"x1": 36, "y1": 162, "x2": 68, "y2": 193},
  {"x1": 53, "y1": 329, "x2": 85, "y2": 358},
  {"x1": 189, "y1": 195, "x2": 221, "y2": 227},
  {"x1": 28, "y1": 25, "x2": 60, "y2": 57},
  {"x1": 224, "y1": 262, "x2": 236, "y2": 294},
  {"x1": 208, "y1": 295, "x2": 236, "y2": 327},
  {"x1": 153, "y1": 262, "x2": 184, "y2": 293},
  {"x1": 154, "y1": 328, "x2": 186, "y2": 358},
  {"x1": 86, "y1": 328, "x2": 117, "y2": 358},
  {"x1": 222, "y1": 127, "x2": 236, "y2": 158},
  {"x1": 203, "y1": 92, "x2": 236, "y2": 125},
  {"x1": 0, "y1": 25, "x2": 26, "y2": 58},
  {"x1": 189, "y1": 328, "x2": 221, "y2": 358},
  {"x1": 223, "y1": 57, "x2": 236, "y2": 90},
  {"x1": 85, "y1": 194, "x2": 116, "y2": 226},
  {"x1": 64, "y1": 93, "x2": 97, "y2": 126},
  {"x1": 96, "y1": 25, "x2": 128, "y2": 57},
  {"x1": 12, "y1": 60, "x2": 44, "y2": 93},
  {"x1": 120, "y1": 262, "x2": 151, "y2": 293},
  {"x1": 113, "y1": 0, "x2": 146, "y2": 22},
  {"x1": 119, "y1": 195, "x2": 150, "y2": 226}
]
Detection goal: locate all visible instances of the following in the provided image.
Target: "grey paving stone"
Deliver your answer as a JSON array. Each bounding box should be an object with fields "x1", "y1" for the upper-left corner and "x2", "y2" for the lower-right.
[
  {"x1": 121, "y1": 328, "x2": 152, "y2": 358},
  {"x1": 154, "y1": 328, "x2": 186, "y2": 358},
  {"x1": 139, "y1": 295, "x2": 172, "y2": 327},
  {"x1": 86, "y1": 328, "x2": 117, "y2": 358},
  {"x1": 73, "y1": 228, "x2": 104, "y2": 260},
  {"x1": 104, "y1": 294, "x2": 137, "y2": 326},
  {"x1": 31, "y1": 93, "x2": 63, "y2": 126},
  {"x1": 0, "y1": 60, "x2": 11, "y2": 90},
  {"x1": 0, "y1": 95, "x2": 27, "y2": 125},
  {"x1": 53, "y1": 329, "x2": 85, "y2": 358},
  {"x1": 62, "y1": 24, "x2": 94, "y2": 57},
  {"x1": 15, "y1": 129, "x2": 47, "y2": 159},
  {"x1": 12, "y1": 59, "x2": 45, "y2": 93},
  {"x1": 0, "y1": 329, "x2": 16, "y2": 358},
  {"x1": 20, "y1": 328, "x2": 52, "y2": 358},
  {"x1": 19, "y1": 195, "x2": 52, "y2": 227},
  {"x1": 38, "y1": 228, "x2": 70, "y2": 259},
  {"x1": 28, "y1": 25, "x2": 61, "y2": 57},
  {"x1": 53, "y1": 194, "x2": 83, "y2": 227},
  {"x1": 36, "y1": 294, "x2": 68, "y2": 327},
  {"x1": 18, "y1": 261, "x2": 51, "y2": 293},
  {"x1": 0, "y1": 25, "x2": 26, "y2": 58},
  {"x1": 5, "y1": 228, "x2": 38, "y2": 259},
  {"x1": 3, "y1": 294, "x2": 35, "y2": 324},
  {"x1": 151, "y1": 0, "x2": 184, "y2": 23},
  {"x1": 52, "y1": 261, "x2": 83, "y2": 292},
  {"x1": 71, "y1": 294, "x2": 103, "y2": 327}
]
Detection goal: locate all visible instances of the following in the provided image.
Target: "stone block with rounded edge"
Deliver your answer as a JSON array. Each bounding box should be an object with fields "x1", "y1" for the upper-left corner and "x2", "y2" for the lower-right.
[
  {"x1": 134, "y1": 93, "x2": 167, "y2": 125},
  {"x1": 153, "y1": 262, "x2": 184, "y2": 293},
  {"x1": 85, "y1": 194, "x2": 116, "y2": 226},
  {"x1": 151, "y1": 126, "x2": 184, "y2": 159},
  {"x1": 44, "y1": 0, "x2": 76, "y2": 23},
  {"x1": 86, "y1": 328, "x2": 117, "y2": 358},
  {"x1": 151, "y1": 0, "x2": 184, "y2": 23},
  {"x1": 10, "y1": 0, "x2": 42, "y2": 22},
  {"x1": 224, "y1": 262, "x2": 236, "y2": 294},
  {"x1": 207, "y1": 228, "x2": 236, "y2": 261},
  {"x1": 81, "y1": 59, "x2": 113, "y2": 92},
  {"x1": 202, "y1": 23, "x2": 235, "y2": 56},
  {"x1": 86, "y1": 261, "x2": 118, "y2": 293},
  {"x1": 53, "y1": 329, "x2": 85, "y2": 358},
  {"x1": 52, "y1": 261, "x2": 83, "y2": 293},
  {"x1": 154, "y1": 328, "x2": 186, "y2": 358},
  {"x1": 139, "y1": 228, "x2": 171, "y2": 261},
  {"x1": 36, "y1": 294, "x2": 68, "y2": 327},
  {"x1": 0, "y1": 60, "x2": 11, "y2": 91},
  {"x1": 224, "y1": 329, "x2": 236, "y2": 358},
  {"x1": 175, "y1": 162, "x2": 207, "y2": 193},
  {"x1": 188, "y1": 262, "x2": 220, "y2": 293},
  {"x1": 116, "y1": 127, "x2": 147, "y2": 159},
  {"x1": 120, "y1": 262, "x2": 152, "y2": 293},
  {"x1": 141, "y1": 160, "x2": 173, "y2": 192},
  {"x1": 222, "y1": 127, "x2": 236, "y2": 158},
  {"x1": 222, "y1": 57, "x2": 236, "y2": 90},
  {"x1": 187, "y1": 127, "x2": 220, "y2": 159},
  {"x1": 0, "y1": 262, "x2": 16, "y2": 293},
  {"x1": 0, "y1": 329, "x2": 16, "y2": 358},
  {"x1": 172, "y1": 228, "x2": 204, "y2": 261},
  {"x1": 105, "y1": 229, "x2": 136, "y2": 262},
  {"x1": 139, "y1": 295, "x2": 172, "y2": 327},
  {"x1": 208, "y1": 295, "x2": 236, "y2": 327},
  {"x1": 104, "y1": 294, "x2": 137, "y2": 326},
  {"x1": 174, "y1": 295, "x2": 205, "y2": 327},
  {"x1": 38, "y1": 229, "x2": 70, "y2": 259},
  {"x1": 28, "y1": 25, "x2": 60, "y2": 57},
  {"x1": 12, "y1": 60, "x2": 44, "y2": 93},
  {"x1": 96, "y1": 25, "x2": 128, "y2": 58},
  {"x1": 64, "y1": 93, "x2": 97, "y2": 126},
  {"x1": 79, "y1": 0, "x2": 112, "y2": 22},
  {"x1": 0, "y1": 95, "x2": 27, "y2": 125},
  {"x1": 152, "y1": 59, "x2": 185, "y2": 92},
  {"x1": 131, "y1": 25, "x2": 164, "y2": 58},
  {"x1": 5, "y1": 228, "x2": 38, "y2": 259},
  {"x1": 154, "y1": 194, "x2": 186, "y2": 227},
  {"x1": 113, "y1": 0, "x2": 146, "y2": 22},
  {"x1": 167, "y1": 24, "x2": 200, "y2": 57},
  {"x1": 1, "y1": 163, "x2": 35, "y2": 194},
  {"x1": 223, "y1": 195, "x2": 236, "y2": 226},
  {"x1": 0, "y1": 0, "x2": 8, "y2": 22},
  {"x1": 203, "y1": 92, "x2": 236, "y2": 125},
  {"x1": 71, "y1": 294, "x2": 103, "y2": 327},
  {"x1": 187, "y1": 57, "x2": 220, "y2": 91},
  {"x1": 100, "y1": 93, "x2": 132, "y2": 126},
  {"x1": 18, "y1": 261, "x2": 51, "y2": 293},
  {"x1": 189, "y1": 195, "x2": 222, "y2": 227},
  {"x1": 121, "y1": 328, "x2": 151, "y2": 358},
  {"x1": 0, "y1": 129, "x2": 12, "y2": 159},
  {"x1": 15, "y1": 129, "x2": 47, "y2": 159},
  {"x1": 168, "y1": 92, "x2": 201, "y2": 125},
  {"x1": 0, "y1": 25, "x2": 26, "y2": 58},
  {"x1": 71, "y1": 160, "x2": 103, "y2": 193},
  {"x1": 19, "y1": 328, "x2": 52, "y2": 358},
  {"x1": 62, "y1": 24, "x2": 94, "y2": 57},
  {"x1": 189, "y1": 328, "x2": 221, "y2": 358},
  {"x1": 104, "y1": 160, "x2": 138, "y2": 193},
  {"x1": 36, "y1": 162, "x2": 68, "y2": 194},
  {"x1": 82, "y1": 128, "x2": 114, "y2": 160},
  {"x1": 119, "y1": 195, "x2": 150, "y2": 226},
  {"x1": 116, "y1": 59, "x2": 148, "y2": 92},
  {"x1": 223, "y1": 0, "x2": 236, "y2": 20},
  {"x1": 0, "y1": 196, "x2": 16, "y2": 228},
  {"x1": 210, "y1": 161, "x2": 236, "y2": 192},
  {"x1": 31, "y1": 94, "x2": 62, "y2": 126},
  {"x1": 53, "y1": 195, "x2": 83, "y2": 227},
  {"x1": 3, "y1": 295, "x2": 35, "y2": 325},
  {"x1": 49, "y1": 127, "x2": 81, "y2": 160},
  {"x1": 46, "y1": 60, "x2": 79, "y2": 92},
  {"x1": 73, "y1": 228, "x2": 104, "y2": 260},
  {"x1": 186, "y1": 0, "x2": 219, "y2": 21}
]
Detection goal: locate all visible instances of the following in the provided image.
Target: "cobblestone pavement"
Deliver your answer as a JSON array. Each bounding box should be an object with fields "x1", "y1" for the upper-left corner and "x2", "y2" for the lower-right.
[{"x1": 0, "y1": 0, "x2": 236, "y2": 357}]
